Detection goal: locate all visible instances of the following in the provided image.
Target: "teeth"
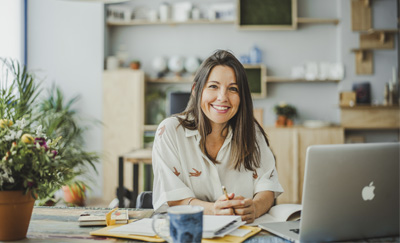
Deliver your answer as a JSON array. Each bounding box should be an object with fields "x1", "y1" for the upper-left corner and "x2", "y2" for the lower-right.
[{"x1": 213, "y1": 105, "x2": 228, "y2": 111}]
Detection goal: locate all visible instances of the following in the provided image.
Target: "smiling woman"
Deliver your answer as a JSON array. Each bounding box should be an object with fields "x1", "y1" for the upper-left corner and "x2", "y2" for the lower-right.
[{"x1": 151, "y1": 50, "x2": 283, "y2": 224}]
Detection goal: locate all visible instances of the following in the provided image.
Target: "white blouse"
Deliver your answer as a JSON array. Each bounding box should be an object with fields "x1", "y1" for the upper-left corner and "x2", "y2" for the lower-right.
[{"x1": 152, "y1": 117, "x2": 283, "y2": 211}]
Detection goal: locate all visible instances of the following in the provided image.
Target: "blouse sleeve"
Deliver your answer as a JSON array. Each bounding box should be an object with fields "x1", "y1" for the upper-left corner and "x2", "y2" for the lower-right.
[
  {"x1": 152, "y1": 118, "x2": 195, "y2": 211},
  {"x1": 253, "y1": 129, "x2": 284, "y2": 198}
]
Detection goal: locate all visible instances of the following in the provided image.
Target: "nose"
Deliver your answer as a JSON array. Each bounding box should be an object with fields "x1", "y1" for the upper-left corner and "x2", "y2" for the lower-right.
[{"x1": 217, "y1": 88, "x2": 228, "y2": 102}]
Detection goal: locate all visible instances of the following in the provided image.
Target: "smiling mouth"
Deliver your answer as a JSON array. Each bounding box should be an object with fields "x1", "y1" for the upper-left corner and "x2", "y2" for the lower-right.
[{"x1": 212, "y1": 105, "x2": 230, "y2": 111}]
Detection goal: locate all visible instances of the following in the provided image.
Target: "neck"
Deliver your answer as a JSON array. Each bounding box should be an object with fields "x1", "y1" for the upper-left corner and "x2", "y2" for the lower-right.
[{"x1": 209, "y1": 123, "x2": 228, "y2": 139}]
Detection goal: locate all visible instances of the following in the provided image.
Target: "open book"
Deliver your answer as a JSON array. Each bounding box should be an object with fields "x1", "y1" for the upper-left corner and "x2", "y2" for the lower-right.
[
  {"x1": 248, "y1": 204, "x2": 302, "y2": 226},
  {"x1": 78, "y1": 209, "x2": 129, "y2": 226}
]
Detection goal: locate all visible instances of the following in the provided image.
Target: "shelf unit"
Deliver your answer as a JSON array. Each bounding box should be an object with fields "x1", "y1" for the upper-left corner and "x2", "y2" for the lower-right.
[
  {"x1": 340, "y1": 105, "x2": 400, "y2": 129},
  {"x1": 296, "y1": 17, "x2": 339, "y2": 25},
  {"x1": 146, "y1": 77, "x2": 193, "y2": 84},
  {"x1": 107, "y1": 19, "x2": 234, "y2": 26},
  {"x1": 107, "y1": 18, "x2": 340, "y2": 27},
  {"x1": 350, "y1": 0, "x2": 398, "y2": 75},
  {"x1": 266, "y1": 76, "x2": 340, "y2": 83}
]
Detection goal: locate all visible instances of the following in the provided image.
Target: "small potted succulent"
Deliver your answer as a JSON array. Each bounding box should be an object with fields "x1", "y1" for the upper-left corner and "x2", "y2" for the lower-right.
[
  {"x1": 130, "y1": 60, "x2": 141, "y2": 70},
  {"x1": 273, "y1": 102, "x2": 297, "y2": 127}
]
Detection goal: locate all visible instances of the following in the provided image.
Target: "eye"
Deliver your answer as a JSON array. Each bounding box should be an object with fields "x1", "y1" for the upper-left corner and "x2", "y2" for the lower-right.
[
  {"x1": 208, "y1": 84, "x2": 218, "y2": 89},
  {"x1": 229, "y1": 86, "x2": 239, "y2": 92}
]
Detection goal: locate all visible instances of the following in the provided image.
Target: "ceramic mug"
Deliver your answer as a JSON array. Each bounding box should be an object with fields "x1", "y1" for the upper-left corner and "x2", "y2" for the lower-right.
[{"x1": 152, "y1": 205, "x2": 203, "y2": 243}]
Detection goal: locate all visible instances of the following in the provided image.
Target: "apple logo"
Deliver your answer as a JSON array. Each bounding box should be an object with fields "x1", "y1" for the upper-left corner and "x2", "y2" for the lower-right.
[{"x1": 362, "y1": 181, "x2": 375, "y2": 201}]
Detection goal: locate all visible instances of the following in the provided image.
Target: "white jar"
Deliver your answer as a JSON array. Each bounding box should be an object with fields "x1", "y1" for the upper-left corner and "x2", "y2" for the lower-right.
[
  {"x1": 106, "y1": 56, "x2": 119, "y2": 70},
  {"x1": 159, "y1": 3, "x2": 170, "y2": 22}
]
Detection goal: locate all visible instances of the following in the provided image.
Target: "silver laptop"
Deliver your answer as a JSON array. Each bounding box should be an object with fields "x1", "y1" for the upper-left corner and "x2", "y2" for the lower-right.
[{"x1": 259, "y1": 142, "x2": 400, "y2": 242}]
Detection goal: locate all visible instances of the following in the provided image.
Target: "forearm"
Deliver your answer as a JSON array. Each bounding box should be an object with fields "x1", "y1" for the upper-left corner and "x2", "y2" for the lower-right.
[
  {"x1": 253, "y1": 191, "x2": 275, "y2": 218},
  {"x1": 168, "y1": 198, "x2": 215, "y2": 215}
]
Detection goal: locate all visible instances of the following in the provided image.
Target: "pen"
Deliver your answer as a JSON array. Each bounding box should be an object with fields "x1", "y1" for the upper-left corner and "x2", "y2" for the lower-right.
[{"x1": 222, "y1": 186, "x2": 230, "y2": 200}]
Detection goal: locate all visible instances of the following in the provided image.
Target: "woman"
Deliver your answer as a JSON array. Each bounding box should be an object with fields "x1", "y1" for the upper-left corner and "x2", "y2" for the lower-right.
[{"x1": 152, "y1": 50, "x2": 283, "y2": 223}]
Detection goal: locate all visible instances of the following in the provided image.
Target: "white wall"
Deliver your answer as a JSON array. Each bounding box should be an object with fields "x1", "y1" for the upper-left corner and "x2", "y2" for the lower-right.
[
  {"x1": 0, "y1": 0, "x2": 24, "y2": 63},
  {"x1": 27, "y1": 0, "x2": 104, "y2": 198}
]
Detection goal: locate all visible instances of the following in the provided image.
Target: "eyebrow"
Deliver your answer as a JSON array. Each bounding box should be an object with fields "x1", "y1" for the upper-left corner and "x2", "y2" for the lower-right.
[{"x1": 207, "y1": 80, "x2": 238, "y2": 86}]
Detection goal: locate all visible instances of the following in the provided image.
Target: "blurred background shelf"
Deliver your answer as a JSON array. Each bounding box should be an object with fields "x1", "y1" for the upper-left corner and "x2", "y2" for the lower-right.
[{"x1": 266, "y1": 76, "x2": 340, "y2": 83}]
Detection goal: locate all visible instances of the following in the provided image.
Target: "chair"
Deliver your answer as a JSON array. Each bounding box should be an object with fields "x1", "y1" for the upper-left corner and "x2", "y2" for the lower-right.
[{"x1": 136, "y1": 191, "x2": 153, "y2": 209}]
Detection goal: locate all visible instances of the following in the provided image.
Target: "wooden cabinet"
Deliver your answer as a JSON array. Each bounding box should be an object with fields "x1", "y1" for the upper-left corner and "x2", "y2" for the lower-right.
[
  {"x1": 102, "y1": 69, "x2": 145, "y2": 202},
  {"x1": 264, "y1": 126, "x2": 344, "y2": 204},
  {"x1": 340, "y1": 105, "x2": 400, "y2": 129}
]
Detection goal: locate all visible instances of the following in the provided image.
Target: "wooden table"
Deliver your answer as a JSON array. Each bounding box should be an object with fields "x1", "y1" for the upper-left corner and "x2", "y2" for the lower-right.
[
  {"x1": 117, "y1": 148, "x2": 152, "y2": 208},
  {"x1": 25, "y1": 207, "x2": 282, "y2": 242},
  {"x1": 25, "y1": 207, "x2": 398, "y2": 242}
]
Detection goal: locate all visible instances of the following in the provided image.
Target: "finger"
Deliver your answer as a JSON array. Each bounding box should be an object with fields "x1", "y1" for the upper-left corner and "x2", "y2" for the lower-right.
[
  {"x1": 220, "y1": 199, "x2": 245, "y2": 208},
  {"x1": 215, "y1": 208, "x2": 235, "y2": 215},
  {"x1": 232, "y1": 206, "x2": 252, "y2": 215},
  {"x1": 231, "y1": 195, "x2": 245, "y2": 200},
  {"x1": 241, "y1": 214, "x2": 255, "y2": 224},
  {"x1": 232, "y1": 199, "x2": 252, "y2": 209}
]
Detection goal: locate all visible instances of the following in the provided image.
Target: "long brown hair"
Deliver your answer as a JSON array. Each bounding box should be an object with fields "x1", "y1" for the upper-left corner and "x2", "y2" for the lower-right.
[{"x1": 177, "y1": 50, "x2": 269, "y2": 171}]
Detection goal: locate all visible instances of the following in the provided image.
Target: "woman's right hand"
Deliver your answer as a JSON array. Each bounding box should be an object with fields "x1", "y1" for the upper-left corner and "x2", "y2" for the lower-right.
[{"x1": 213, "y1": 193, "x2": 244, "y2": 215}]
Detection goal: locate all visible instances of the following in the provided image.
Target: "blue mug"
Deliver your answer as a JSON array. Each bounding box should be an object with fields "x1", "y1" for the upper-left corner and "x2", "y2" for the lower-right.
[{"x1": 152, "y1": 205, "x2": 204, "y2": 243}]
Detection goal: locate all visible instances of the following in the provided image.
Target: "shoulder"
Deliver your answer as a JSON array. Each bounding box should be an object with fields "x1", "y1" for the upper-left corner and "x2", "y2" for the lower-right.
[
  {"x1": 158, "y1": 116, "x2": 180, "y2": 128},
  {"x1": 156, "y1": 117, "x2": 185, "y2": 138}
]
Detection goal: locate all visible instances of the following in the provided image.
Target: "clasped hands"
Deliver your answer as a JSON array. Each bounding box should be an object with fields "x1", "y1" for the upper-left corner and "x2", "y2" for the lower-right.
[{"x1": 213, "y1": 193, "x2": 256, "y2": 223}]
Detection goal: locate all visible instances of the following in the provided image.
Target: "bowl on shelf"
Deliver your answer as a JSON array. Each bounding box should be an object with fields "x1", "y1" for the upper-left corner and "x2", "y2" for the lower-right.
[{"x1": 303, "y1": 120, "x2": 331, "y2": 128}]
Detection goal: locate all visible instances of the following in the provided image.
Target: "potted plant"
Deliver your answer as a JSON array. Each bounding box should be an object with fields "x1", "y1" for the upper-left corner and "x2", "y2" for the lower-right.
[
  {"x1": 0, "y1": 58, "x2": 82, "y2": 240},
  {"x1": 37, "y1": 85, "x2": 99, "y2": 206},
  {"x1": 273, "y1": 102, "x2": 297, "y2": 127},
  {"x1": 130, "y1": 60, "x2": 141, "y2": 70}
]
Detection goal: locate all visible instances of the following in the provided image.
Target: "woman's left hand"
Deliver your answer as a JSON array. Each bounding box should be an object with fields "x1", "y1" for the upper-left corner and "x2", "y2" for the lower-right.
[{"x1": 231, "y1": 195, "x2": 256, "y2": 223}]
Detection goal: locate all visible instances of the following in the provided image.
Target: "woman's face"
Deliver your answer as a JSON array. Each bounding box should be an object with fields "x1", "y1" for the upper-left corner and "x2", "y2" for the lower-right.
[{"x1": 200, "y1": 65, "x2": 240, "y2": 129}]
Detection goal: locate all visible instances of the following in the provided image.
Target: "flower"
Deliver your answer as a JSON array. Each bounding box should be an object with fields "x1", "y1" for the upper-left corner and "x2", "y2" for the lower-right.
[
  {"x1": 273, "y1": 102, "x2": 297, "y2": 119},
  {"x1": 0, "y1": 117, "x2": 77, "y2": 199}
]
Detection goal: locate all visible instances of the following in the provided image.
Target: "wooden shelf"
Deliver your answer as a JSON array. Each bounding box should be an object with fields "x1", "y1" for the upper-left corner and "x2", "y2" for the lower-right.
[
  {"x1": 266, "y1": 76, "x2": 340, "y2": 83},
  {"x1": 146, "y1": 77, "x2": 193, "y2": 84},
  {"x1": 357, "y1": 29, "x2": 399, "y2": 34},
  {"x1": 144, "y1": 124, "x2": 158, "y2": 131},
  {"x1": 107, "y1": 19, "x2": 234, "y2": 26},
  {"x1": 340, "y1": 105, "x2": 400, "y2": 129},
  {"x1": 340, "y1": 105, "x2": 399, "y2": 110},
  {"x1": 297, "y1": 17, "x2": 339, "y2": 25}
]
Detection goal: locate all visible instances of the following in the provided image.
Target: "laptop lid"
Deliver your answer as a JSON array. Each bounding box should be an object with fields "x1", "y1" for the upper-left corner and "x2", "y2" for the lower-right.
[{"x1": 299, "y1": 142, "x2": 399, "y2": 242}]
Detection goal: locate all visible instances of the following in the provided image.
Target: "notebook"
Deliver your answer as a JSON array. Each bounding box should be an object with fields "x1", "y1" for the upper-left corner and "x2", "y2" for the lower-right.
[{"x1": 259, "y1": 142, "x2": 400, "y2": 242}]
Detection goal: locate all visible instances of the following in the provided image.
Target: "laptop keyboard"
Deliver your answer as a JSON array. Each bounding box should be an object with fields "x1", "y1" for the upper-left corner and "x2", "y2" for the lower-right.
[{"x1": 290, "y1": 229, "x2": 300, "y2": 234}]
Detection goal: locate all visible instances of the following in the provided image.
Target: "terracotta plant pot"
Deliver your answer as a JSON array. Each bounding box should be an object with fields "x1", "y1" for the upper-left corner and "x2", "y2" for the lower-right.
[
  {"x1": 130, "y1": 62, "x2": 140, "y2": 70},
  {"x1": 62, "y1": 184, "x2": 86, "y2": 206},
  {"x1": 275, "y1": 115, "x2": 287, "y2": 127},
  {"x1": 0, "y1": 191, "x2": 35, "y2": 241}
]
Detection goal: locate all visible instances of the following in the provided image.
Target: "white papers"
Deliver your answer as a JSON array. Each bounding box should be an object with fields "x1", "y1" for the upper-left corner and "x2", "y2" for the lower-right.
[
  {"x1": 107, "y1": 215, "x2": 244, "y2": 239},
  {"x1": 109, "y1": 218, "x2": 156, "y2": 236},
  {"x1": 203, "y1": 215, "x2": 244, "y2": 238}
]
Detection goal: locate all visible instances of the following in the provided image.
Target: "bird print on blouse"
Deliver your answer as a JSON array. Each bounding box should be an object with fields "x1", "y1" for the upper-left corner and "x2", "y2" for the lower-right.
[
  {"x1": 253, "y1": 170, "x2": 258, "y2": 179},
  {"x1": 158, "y1": 125, "x2": 166, "y2": 137},
  {"x1": 189, "y1": 168, "x2": 202, "y2": 177},
  {"x1": 269, "y1": 169, "x2": 274, "y2": 179},
  {"x1": 173, "y1": 167, "x2": 180, "y2": 176}
]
